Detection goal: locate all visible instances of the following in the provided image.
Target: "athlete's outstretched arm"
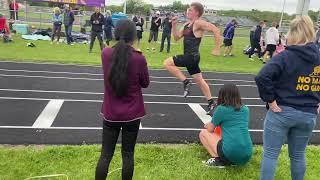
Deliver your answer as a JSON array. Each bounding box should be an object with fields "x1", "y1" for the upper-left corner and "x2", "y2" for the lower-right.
[
  {"x1": 171, "y1": 16, "x2": 184, "y2": 41},
  {"x1": 197, "y1": 20, "x2": 221, "y2": 56}
]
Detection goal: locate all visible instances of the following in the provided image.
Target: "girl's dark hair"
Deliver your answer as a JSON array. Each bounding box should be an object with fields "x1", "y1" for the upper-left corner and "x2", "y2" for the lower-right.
[
  {"x1": 217, "y1": 84, "x2": 242, "y2": 111},
  {"x1": 108, "y1": 19, "x2": 137, "y2": 97}
]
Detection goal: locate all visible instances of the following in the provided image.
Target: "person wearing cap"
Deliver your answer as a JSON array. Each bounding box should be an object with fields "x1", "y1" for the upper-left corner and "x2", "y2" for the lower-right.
[
  {"x1": 147, "y1": 11, "x2": 161, "y2": 52},
  {"x1": 160, "y1": 12, "x2": 172, "y2": 53}
]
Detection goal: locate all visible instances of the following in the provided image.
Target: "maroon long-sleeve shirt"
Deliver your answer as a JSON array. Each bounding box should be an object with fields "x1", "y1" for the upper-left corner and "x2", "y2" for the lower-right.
[{"x1": 100, "y1": 47, "x2": 149, "y2": 122}]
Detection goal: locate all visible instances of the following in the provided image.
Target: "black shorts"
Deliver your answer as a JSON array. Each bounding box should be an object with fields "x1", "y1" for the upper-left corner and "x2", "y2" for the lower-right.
[
  {"x1": 266, "y1": 44, "x2": 277, "y2": 52},
  {"x1": 223, "y1": 39, "x2": 233, "y2": 46},
  {"x1": 137, "y1": 31, "x2": 143, "y2": 39},
  {"x1": 173, "y1": 54, "x2": 201, "y2": 75},
  {"x1": 217, "y1": 140, "x2": 233, "y2": 164}
]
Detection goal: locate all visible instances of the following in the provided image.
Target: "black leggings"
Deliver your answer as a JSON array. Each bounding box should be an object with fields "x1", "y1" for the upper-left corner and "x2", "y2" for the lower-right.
[{"x1": 95, "y1": 119, "x2": 140, "y2": 180}]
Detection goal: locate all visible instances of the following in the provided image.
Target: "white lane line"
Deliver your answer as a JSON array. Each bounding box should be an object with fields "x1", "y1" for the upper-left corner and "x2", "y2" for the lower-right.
[
  {"x1": 0, "y1": 68, "x2": 255, "y2": 83},
  {"x1": 150, "y1": 76, "x2": 255, "y2": 83},
  {"x1": 0, "y1": 61, "x2": 256, "y2": 75},
  {"x1": 150, "y1": 81, "x2": 257, "y2": 87},
  {"x1": 0, "y1": 74, "x2": 102, "y2": 81},
  {"x1": 0, "y1": 88, "x2": 262, "y2": 99},
  {"x1": 188, "y1": 104, "x2": 211, "y2": 124},
  {"x1": 0, "y1": 74, "x2": 257, "y2": 87},
  {"x1": 0, "y1": 126, "x2": 320, "y2": 133},
  {"x1": 140, "y1": 122, "x2": 143, "y2": 129},
  {"x1": 0, "y1": 96, "x2": 266, "y2": 106},
  {"x1": 0, "y1": 68, "x2": 102, "y2": 76},
  {"x1": 32, "y1": 100, "x2": 64, "y2": 128}
]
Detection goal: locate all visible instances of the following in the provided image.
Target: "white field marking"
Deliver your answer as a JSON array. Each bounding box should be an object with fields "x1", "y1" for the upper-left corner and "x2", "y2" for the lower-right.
[
  {"x1": 0, "y1": 126, "x2": 320, "y2": 133},
  {"x1": 0, "y1": 68, "x2": 256, "y2": 83},
  {"x1": 32, "y1": 100, "x2": 64, "y2": 128},
  {"x1": 0, "y1": 89, "x2": 262, "y2": 100},
  {"x1": 188, "y1": 104, "x2": 211, "y2": 124},
  {"x1": 0, "y1": 74, "x2": 257, "y2": 87},
  {"x1": 0, "y1": 96, "x2": 265, "y2": 106},
  {"x1": 0, "y1": 60, "x2": 256, "y2": 75},
  {"x1": 140, "y1": 122, "x2": 142, "y2": 129}
]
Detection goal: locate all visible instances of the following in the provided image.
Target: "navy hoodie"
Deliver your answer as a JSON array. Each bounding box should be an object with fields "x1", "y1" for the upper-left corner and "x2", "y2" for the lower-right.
[{"x1": 255, "y1": 43, "x2": 320, "y2": 114}]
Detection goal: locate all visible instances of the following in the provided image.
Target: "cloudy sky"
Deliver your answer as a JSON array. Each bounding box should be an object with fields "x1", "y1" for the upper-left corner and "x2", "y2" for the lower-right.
[{"x1": 107, "y1": 0, "x2": 320, "y2": 14}]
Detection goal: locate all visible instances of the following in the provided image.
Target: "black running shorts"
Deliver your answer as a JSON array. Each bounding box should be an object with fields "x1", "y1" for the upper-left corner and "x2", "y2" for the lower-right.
[
  {"x1": 223, "y1": 39, "x2": 233, "y2": 46},
  {"x1": 173, "y1": 54, "x2": 201, "y2": 75}
]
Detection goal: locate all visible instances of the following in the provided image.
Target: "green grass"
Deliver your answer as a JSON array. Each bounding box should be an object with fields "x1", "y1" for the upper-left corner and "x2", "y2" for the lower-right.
[
  {"x1": 0, "y1": 33, "x2": 263, "y2": 73},
  {"x1": 0, "y1": 144, "x2": 319, "y2": 180}
]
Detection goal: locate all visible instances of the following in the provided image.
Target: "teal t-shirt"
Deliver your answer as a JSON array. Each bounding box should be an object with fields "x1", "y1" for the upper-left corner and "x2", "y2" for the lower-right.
[{"x1": 211, "y1": 105, "x2": 253, "y2": 165}]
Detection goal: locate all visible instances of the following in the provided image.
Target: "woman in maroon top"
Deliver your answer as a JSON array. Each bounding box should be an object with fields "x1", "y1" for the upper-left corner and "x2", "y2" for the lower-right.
[{"x1": 95, "y1": 19, "x2": 149, "y2": 180}]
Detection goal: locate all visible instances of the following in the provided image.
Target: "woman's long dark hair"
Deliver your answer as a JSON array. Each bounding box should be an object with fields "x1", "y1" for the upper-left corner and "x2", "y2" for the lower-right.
[
  {"x1": 108, "y1": 19, "x2": 137, "y2": 97},
  {"x1": 217, "y1": 84, "x2": 242, "y2": 111}
]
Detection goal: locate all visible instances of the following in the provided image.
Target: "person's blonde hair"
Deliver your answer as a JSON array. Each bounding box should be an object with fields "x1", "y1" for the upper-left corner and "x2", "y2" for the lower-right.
[
  {"x1": 53, "y1": 7, "x2": 61, "y2": 14},
  {"x1": 287, "y1": 16, "x2": 315, "y2": 46},
  {"x1": 106, "y1": 10, "x2": 112, "y2": 16}
]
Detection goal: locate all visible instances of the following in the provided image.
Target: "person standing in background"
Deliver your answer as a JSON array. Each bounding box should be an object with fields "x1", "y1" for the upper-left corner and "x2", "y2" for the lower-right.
[
  {"x1": 147, "y1": 11, "x2": 161, "y2": 52},
  {"x1": 223, "y1": 19, "x2": 237, "y2": 57},
  {"x1": 104, "y1": 10, "x2": 114, "y2": 46},
  {"x1": 51, "y1": 7, "x2": 62, "y2": 45},
  {"x1": 160, "y1": 12, "x2": 172, "y2": 53},
  {"x1": 89, "y1": 7, "x2": 104, "y2": 53},
  {"x1": 63, "y1": 5, "x2": 75, "y2": 45},
  {"x1": 263, "y1": 22, "x2": 279, "y2": 63},
  {"x1": 9, "y1": 0, "x2": 19, "y2": 20},
  {"x1": 132, "y1": 12, "x2": 144, "y2": 51}
]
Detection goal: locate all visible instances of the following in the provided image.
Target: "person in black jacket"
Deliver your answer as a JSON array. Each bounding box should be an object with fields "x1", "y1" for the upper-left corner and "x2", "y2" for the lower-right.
[
  {"x1": 256, "y1": 16, "x2": 320, "y2": 180},
  {"x1": 63, "y1": 5, "x2": 74, "y2": 45},
  {"x1": 160, "y1": 13, "x2": 172, "y2": 53},
  {"x1": 89, "y1": 7, "x2": 104, "y2": 53},
  {"x1": 132, "y1": 12, "x2": 144, "y2": 50},
  {"x1": 248, "y1": 21, "x2": 266, "y2": 60},
  {"x1": 147, "y1": 11, "x2": 161, "y2": 52}
]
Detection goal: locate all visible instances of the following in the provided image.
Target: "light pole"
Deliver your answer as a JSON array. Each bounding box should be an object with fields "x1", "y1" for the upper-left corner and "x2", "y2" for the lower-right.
[
  {"x1": 296, "y1": 0, "x2": 310, "y2": 16},
  {"x1": 123, "y1": 0, "x2": 127, "y2": 14},
  {"x1": 279, "y1": 0, "x2": 286, "y2": 27}
]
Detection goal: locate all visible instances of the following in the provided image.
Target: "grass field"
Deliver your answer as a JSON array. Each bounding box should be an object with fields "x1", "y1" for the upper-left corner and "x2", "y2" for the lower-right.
[
  {"x1": 0, "y1": 144, "x2": 319, "y2": 180},
  {"x1": 0, "y1": 32, "x2": 263, "y2": 73}
]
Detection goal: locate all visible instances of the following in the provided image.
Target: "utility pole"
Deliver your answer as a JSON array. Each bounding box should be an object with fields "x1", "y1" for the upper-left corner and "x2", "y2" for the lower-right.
[
  {"x1": 296, "y1": 0, "x2": 310, "y2": 16},
  {"x1": 123, "y1": 0, "x2": 126, "y2": 14}
]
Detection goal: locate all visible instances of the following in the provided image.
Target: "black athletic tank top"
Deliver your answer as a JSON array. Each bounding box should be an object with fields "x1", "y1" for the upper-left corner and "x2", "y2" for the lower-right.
[{"x1": 183, "y1": 23, "x2": 202, "y2": 55}]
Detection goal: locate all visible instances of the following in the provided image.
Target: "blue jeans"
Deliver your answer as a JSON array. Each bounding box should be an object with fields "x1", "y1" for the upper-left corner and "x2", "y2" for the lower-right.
[
  {"x1": 260, "y1": 106, "x2": 316, "y2": 180},
  {"x1": 65, "y1": 25, "x2": 73, "y2": 44}
]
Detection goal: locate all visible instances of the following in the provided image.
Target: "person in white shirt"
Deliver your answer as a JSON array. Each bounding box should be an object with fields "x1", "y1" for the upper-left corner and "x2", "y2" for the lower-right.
[{"x1": 263, "y1": 22, "x2": 279, "y2": 63}]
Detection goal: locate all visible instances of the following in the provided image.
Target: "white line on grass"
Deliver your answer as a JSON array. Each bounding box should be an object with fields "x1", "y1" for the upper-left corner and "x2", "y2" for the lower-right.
[
  {"x1": 0, "y1": 96, "x2": 265, "y2": 106},
  {"x1": 32, "y1": 100, "x2": 64, "y2": 128}
]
